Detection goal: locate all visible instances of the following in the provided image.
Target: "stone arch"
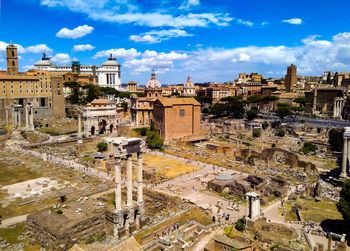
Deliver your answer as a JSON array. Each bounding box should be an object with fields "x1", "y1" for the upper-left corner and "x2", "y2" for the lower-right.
[{"x1": 98, "y1": 119, "x2": 107, "y2": 134}]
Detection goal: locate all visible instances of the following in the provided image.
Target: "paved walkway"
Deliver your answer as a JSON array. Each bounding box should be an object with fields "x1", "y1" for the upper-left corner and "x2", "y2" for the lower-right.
[{"x1": 0, "y1": 214, "x2": 28, "y2": 229}]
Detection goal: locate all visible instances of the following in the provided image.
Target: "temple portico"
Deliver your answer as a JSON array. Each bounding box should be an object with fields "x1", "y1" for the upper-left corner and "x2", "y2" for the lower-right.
[{"x1": 105, "y1": 137, "x2": 145, "y2": 238}]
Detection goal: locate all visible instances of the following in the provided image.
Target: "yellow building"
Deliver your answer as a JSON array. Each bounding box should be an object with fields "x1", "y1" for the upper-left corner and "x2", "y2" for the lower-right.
[{"x1": 0, "y1": 44, "x2": 65, "y2": 127}]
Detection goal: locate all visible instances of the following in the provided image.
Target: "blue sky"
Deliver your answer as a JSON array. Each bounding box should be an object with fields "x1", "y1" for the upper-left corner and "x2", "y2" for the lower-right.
[{"x1": 0, "y1": 0, "x2": 350, "y2": 84}]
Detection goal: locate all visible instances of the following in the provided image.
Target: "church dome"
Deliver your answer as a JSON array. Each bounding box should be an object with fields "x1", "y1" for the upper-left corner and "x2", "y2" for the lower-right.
[
  {"x1": 184, "y1": 76, "x2": 194, "y2": 87},
  {"x1": 146, "y1": 72, "x2": 161, "y2": 88}
]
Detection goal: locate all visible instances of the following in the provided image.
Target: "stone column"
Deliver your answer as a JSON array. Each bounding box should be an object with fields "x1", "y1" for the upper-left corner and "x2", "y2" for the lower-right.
[
  {"x1": 29, "y1": 106, "x2": 34, "y2": 131},
  {"x1": 137, "y1": 152, "x2": 143, "y2": 208},
  {"x1": 77, "y1": 115, "x2": 83, "y2": 144},
  {"x1": 18, "y1": 109, "x2": 21, "y2": 129},
  {"x1": 126, "y1": 154, "x2": 133, "y2": 208},
  {"x1": 245, "y1": 195, "x2": 249, "y2": 218},
  {"x1": 115, "y1": 157, "x2": 122, "y2": 212},
  {"x1": 5, "y1": 110, "x2": 8, "y2": 126},
  {"x1": 25, "y1": 105, "x2": 29, "y2": 128},
  {"x1": 341, "y1": 137, "x2": 348, "y2": 177},
  {"x1": 114, "y1": 157, "x2": 122, "y2": 239}
]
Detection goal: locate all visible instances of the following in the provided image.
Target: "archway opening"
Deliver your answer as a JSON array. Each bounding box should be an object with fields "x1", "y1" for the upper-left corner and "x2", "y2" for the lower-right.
[
  {"x1": 91, "y1": 126, "x2": 95, "y2": 135},
  {"x1": 98, "y1": 119, "x2": 107, "y2": 134},
  {"x1": 110, "y1": 124, "x2": 114, "y2": 133}
]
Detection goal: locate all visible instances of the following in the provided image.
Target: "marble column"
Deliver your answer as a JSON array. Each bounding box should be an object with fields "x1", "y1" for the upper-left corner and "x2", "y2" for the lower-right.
[
  {"x1": 137, "y1": 152, "x2": 143, "y2": 207},
  {"x1": 5, "y1": 110, "x2": 8, "y2": 126},
  {"x1": 115, "y1": 157, "x2": 122, "y2": 212},
  {"x1": 18, "y1": 109, "x2": 21, "y2": 129},
  {"x1": 25, "y1": 105, "x2": 29, "y2": 128},
  {"x1": 126, "y1": 154, "x2": 133, "y2": 208},
  {"x1": 77, "y1": 115, "x2": 83, "y2": 144},
  {"x1": 341, "y1": 137, "x2": 348, "y2": 177},
  {"x1": 29, "y1": 106, "x2": 34, "y2": 131}
]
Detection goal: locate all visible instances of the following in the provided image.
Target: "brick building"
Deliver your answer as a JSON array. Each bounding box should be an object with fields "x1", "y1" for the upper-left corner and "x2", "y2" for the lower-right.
[{"x1": 152, "y1": 97, "x2": 201, "y2": 141}]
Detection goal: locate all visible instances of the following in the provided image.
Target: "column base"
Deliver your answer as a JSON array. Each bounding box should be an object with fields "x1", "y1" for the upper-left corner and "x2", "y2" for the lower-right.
[{"x1": 340, "y1": 172, "x2": 348, "y2": 178}]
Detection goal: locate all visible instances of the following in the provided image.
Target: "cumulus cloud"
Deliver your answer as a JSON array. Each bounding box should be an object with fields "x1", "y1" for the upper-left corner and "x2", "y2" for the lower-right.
[
  {"x1": 179, "y1": 0, "x2": 200, "y2": 10},
  {"x1": 73, "y1": 44, "x2": 95, "y2": 52},
  {"x1": 51, "y1": 53, "x2": 73, "y2": 64},
  {"x1": 130, "y1": 29, "x2": 193, "y2": 43},
  {"x1": 26, "y1": 44, "x2": 53, "y2": 53},
  {"x1": 125, "y1": 50, "x2": 188, "y2": 74},
  {"x1": 40, "y1": 0, "x2": 232, "y2": 28},
  {"x1": 56, "y1": 25, "x2": 94, "y2": 39},
  {"x1": 93, "y1": 48, "x2": 140, "y2": 59},
  {"x1": 282, "y1": 18, "x2": 303, "y2": 25}
]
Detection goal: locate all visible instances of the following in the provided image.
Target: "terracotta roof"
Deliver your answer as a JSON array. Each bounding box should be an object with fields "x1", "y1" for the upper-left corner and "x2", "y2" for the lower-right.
[{"x1": 155, "y1": 97, "x2": 200, "y2": 107}]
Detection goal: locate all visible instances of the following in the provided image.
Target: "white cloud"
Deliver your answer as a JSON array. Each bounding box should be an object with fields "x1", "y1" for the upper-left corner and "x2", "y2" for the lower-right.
[
  {"x1": 51, "y1": 53, "x2": 73, "y2": 64},
  {"x1": 179, "y1": 0, "x2": 200, "y2": 10},
  {"x1": 282, "y1": 18, "x2": 303, "y2": 25},
  {"x1": 93, "y1": 48, "x2": 140, "y2": 59},
  {"x1": 26, "y1": 44, "x2": 53, "y2": 53},
  {"x1": 73, "y1": 44, "x2": 95, "y2": 52},
  {"x1": 40, "y1": 0, "x2": 232, "y2": 28},
  {"x1": 56, "y1": 25, "x2": 94, "y2": 39},
  {"x1": 236, "y1": 19, "x2": 254, "y2": 27},
  {"x1": 130, "y1": 29, "x2": 193, "y2": 43}
]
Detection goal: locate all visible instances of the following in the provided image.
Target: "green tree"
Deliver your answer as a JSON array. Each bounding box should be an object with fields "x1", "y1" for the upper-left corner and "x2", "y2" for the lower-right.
[
  {"x1": 293, "y1": 97, "x2": 306, "y2": 106},
  {"x1": 235, "y1": 218, "x2": 246, "y2": 231},
  {"x1": 97, "y1": 142, "x2": 108, "y2": 152},
  {"x1": 100, "y1": 87, "x2": 119, "y2": 95},
  {"x1": 121, "y1": 101, "x2": 128, "y2": 112},
  {"x1": 337, "y1": 179, "x2": 350, "y2": 222},
  {"x1": 275, "y1": 128, "x2": 285, "y2": 137},
  {"x1": 211, "y1": 103, "x2": 227, "y2": 117},
  {"x1": 146, "y1": 130, "x2": 164, "y2": 149},
  {"x1": 202, "y1": 107, "x2": 210, "y2": 114},
  {"x1": 64, "y1": 81, "x2": 82, "y2": 104},
  {"x1": 328, "y1": 128, "x2": 344, "y2": 152},
  {"x1": 252, "y1": 128, "x2": 261, "y2": 138},
  {"x1": 262, "y1": 121, "x2": 269, "y2": 130},
  {"x1": 275, "y1": 103, "x2": 292, "y2": 121},
  {"x1": 300, "y1": 142, "x2": 318, "y2": 154},
  {"x1": 84, "y1": 84, "x2": 101, "y2": 103},
  {"x1": 221, "y1": 96, "x2": 244, "y2": 118},
  {"x1": 246, "y1": 107, "x2": 258, "y2": 121}
]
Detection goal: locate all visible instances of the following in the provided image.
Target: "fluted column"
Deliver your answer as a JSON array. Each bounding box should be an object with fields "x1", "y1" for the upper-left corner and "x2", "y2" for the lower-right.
[
  {"x1": 115, "y1": 157, "x2": 122, "y2": 212},
  {"x1": 137, "y1": 152, "x2": 143, "y2": 206},
  {"x1": 126, "y1": 154, "x2": 133, "y2": 208},
  {"x1": 341, "y1": 138, "x2": 348, "y2": 177}
]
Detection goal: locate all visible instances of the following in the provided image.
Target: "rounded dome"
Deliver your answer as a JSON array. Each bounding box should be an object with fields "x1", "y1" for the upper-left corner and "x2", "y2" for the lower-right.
[
  {"x1": 146, "y1": 72, "x2": 161, "y2": 88},
  {"x1": 102, "y1": 60, "x2": 120, "y2": 66},
  {"x1": 34, "y1": 60, "x2": 55, "y2": 67},
  {"x1": 216, "y1": 173, "x2": 234, "y2": 181}
]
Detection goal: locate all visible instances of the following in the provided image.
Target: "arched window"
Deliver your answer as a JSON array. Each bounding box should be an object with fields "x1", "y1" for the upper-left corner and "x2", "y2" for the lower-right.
[
  {"x1": 12, "y1": 61, "x2": 15, "y2": 66},
  {"x1": 12, "y1": 51, "x2": 14, "y2": 57}
]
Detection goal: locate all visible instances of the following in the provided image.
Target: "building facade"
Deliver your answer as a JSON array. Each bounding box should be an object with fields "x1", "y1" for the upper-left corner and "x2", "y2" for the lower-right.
[
  {"x1": 183, "y1": 76, "x2": 196, "y2": 96},
  {"x1": 0, "y1": 45, "x2": 65, "y2": 127},
  {"x1": 34, "y1": 53, "x2": 121, "y2": 90},
  {"x1": 152, "y1": 97, "x2": 201, "y2": 141}
]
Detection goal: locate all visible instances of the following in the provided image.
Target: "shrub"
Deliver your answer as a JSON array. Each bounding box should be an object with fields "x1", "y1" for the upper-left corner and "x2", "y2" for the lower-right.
[
  {"x1": 97, "y1": 142, "x2": 108, "y2": 152},
  {"x1": 300, "y1": 142, "x2": 318, "y2": 154},
  {"x1": 252, "y1": 128, "x2": 261, "y2": 138},
  {"x1": 235, "y1": 218, "x2": 246, "y2": 231},
  {"x1": 146, "y1": 130, "x2": 164, "y2": 149},
  {"x1": 275, "y1": 128, "x2": 285, "y2": 137}
]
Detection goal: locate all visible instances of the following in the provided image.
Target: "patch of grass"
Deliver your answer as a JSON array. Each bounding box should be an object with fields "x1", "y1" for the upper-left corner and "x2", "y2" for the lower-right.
[
  {"x1": 0, "y1": 162, "x2": 40, "y2": 186},
  {"x1": 284, "y1": 198, "x2": 342, "y2": 222},
  {"x1": 143, "y1": 154, "x2": 199, "y2": 179},
  {"x1": 0, "y1": 223, "x2": 25, "y2": 244}
]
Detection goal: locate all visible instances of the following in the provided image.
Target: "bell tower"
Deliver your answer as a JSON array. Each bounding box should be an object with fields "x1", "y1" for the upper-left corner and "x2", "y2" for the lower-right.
[{"x1": 7, "y1": 44, "x2": 19, "y2": 75}]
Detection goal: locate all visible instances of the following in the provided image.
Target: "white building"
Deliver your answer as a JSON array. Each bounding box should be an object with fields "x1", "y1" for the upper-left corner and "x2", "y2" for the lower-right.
[{"x1": 33, "y1": 53, "x2": 121, "y2": 90}]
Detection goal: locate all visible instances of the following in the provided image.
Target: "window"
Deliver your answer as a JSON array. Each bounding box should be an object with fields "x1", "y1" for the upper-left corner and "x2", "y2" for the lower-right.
[{"x1": 179, "y1": 109, "x2": 185, "y2": 117}]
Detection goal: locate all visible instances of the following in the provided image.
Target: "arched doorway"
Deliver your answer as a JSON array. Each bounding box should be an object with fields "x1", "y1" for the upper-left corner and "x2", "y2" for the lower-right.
[
  {"x1": 91, "y1": 126, "x2": 95, "y2": 135},
  {"x1": 98, "y1": 120, "x2": 107, "y2": 134},
  {"x1": 110, "y1": 124, "x2": 114, "y2": 133}
]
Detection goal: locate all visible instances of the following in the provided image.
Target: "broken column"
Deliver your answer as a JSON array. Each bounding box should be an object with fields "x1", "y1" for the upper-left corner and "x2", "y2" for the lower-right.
[
  {"x1": 77, "y1": 115, "x2": 83, "y2": 144},
  {"x1": 245, "y1": 192, "x2": 261, "y2": 220}
]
